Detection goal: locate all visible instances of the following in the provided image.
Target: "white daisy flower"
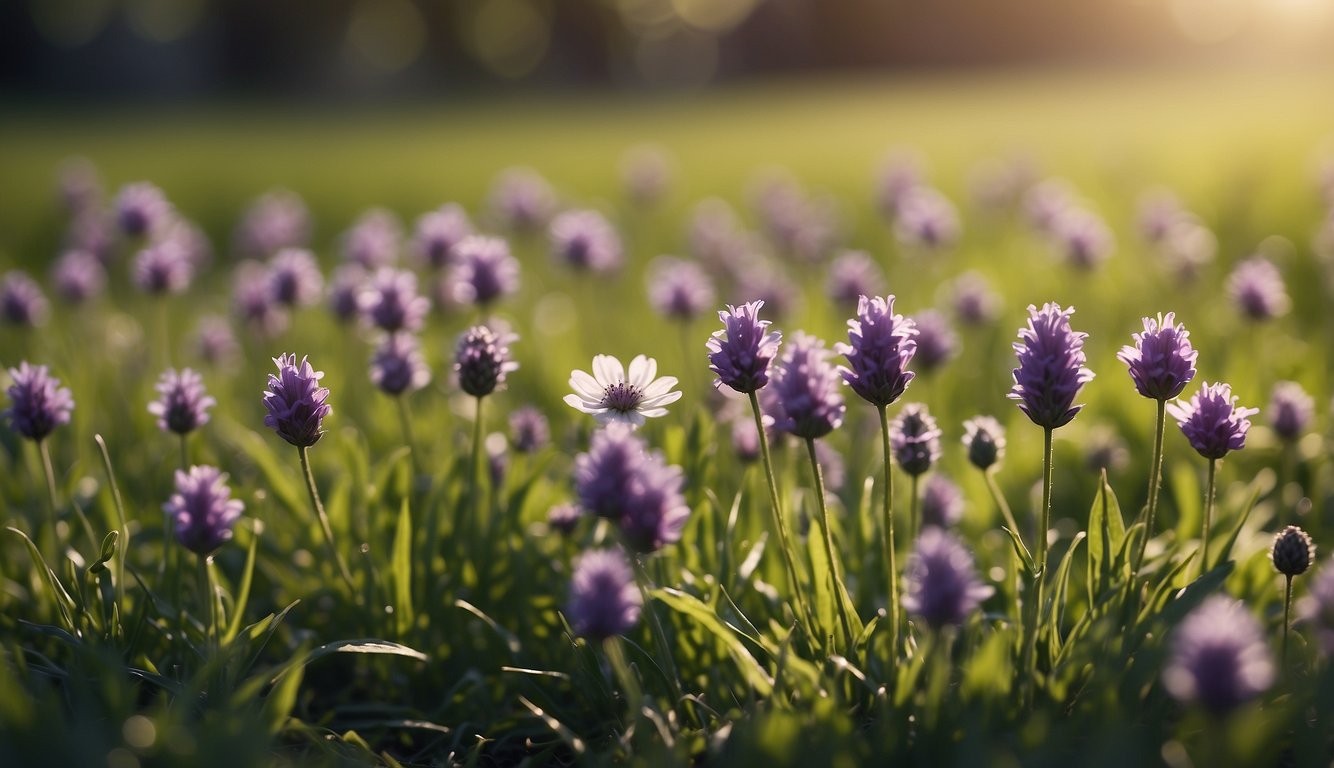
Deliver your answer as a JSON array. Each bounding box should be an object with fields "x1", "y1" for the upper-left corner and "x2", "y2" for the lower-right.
[{"x1": 563, "y1": 354, "x2": 682, "y2": 428}]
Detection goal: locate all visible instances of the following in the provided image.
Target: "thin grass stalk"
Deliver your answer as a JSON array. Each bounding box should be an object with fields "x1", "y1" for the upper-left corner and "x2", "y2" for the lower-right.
[
  {"x1": 805, "y1": 436, "x2": 856, "y2": 654},
  {"x1": 396, "y1": 395, "x2": 422, "y2": 480},
  {"x1": 1201, "y1": 458, "x2": 1217, "y2": 578},
  {"x1": 298, "y1": 445, "x2": 355, "y2": 593},
  {"x1": 1135, "y1": 398, "x2": 1168, "y2": 574},
  {"x1": 877, "y1": 405, "x2": 900, "y2": 652},
  {"x1": 38, "y1": 439, "x2": 59, "y2": 518},
  {"x1": 632, "y1": 557, "x2": 685, "y2": 713}
]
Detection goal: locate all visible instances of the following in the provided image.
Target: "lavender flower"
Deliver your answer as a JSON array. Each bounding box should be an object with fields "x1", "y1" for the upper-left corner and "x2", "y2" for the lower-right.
[
  {"x1": 770, "y1": 332, "x2": 845, "y2": 441},
  {"x1": 901, "y1": 527, "x2": 994, "y2": 630},
  {"x1": 193, "y1": 316, "x2": 239, "y2": 366},
  {"x1": 687, "y1": 198, "x2": 744, "y2": 265},
  {"x1": 161, "y1": 218, "x2": 213, "y2": 273},
  {"x1": 618, "y1": 452, "x2": 691, "y2": 553},
  {"x1": 454, "y1": 325, "x2": 518, "y2": 398},
  {"x1": 565, "y1": 354, "x2": 680, "y2": 428},
  {"x1": 449, "y1": 236, "x2": 520, "y2": 307},
  {"x1": 731, "y1": 417, "x2": 761, "y2": 463},
  {"x1": 487, "y1": 432, "x2": 509, "y2": 487},
  {"x1": 547, "y1": 503, "x2": 584, "y2": 535},
  {"x1": 890, "y1": 403, "x2": 942, "y2": 477},
  {"x1": 706, "y1": 300, "x2": 782, "y2": 394},
  {"x1": 370, "y1": 334, "x2": 431, "y2": 396},
  {"x1": 734, "y1": 263, "x2": 799, "y2": 320},
  {"x1": 488, "y1": 167, "x2": 555, "y2": 233},
  {"x1": 51, "y1": 250, "x2": 107, "y2": 305},
  {"x1": 825, "y1": 251, "x2": 886, "y2": 307},
  {"x1": 64, "y1": 210, "x2": 114, "y2": 264},
  {"x1": 1163, "y1": 596, "x2": 1274, "y2": 715},
  {"x1": 647, "y1": 257, "x2": 715, "y2": 322},
  {"x1": 359, "y1": 268, "x2": 430, "y2": 334},
  {"x1": 262, "y1": 354, "x2": 332, "y2": 448},
  {"x1": 266, "y1": 248, "x2": 324, "y2": 308},
  {"x1": 1168, "y1": 382, "x2": 1258, "y2": 460},
  {"x1": 233, "y1": 261, "x2": 289, "y2": 337},
  {"x1": 411, "y1": 203, "x2": 473, "y2": 270},
  {"x1": 836, "y1": 295, "x2": 917, "y2": 407},
  {"x1": 1227, "y1": 257, "x2": 1290, "y2": 321},
  {"x1": 1137, "y1": 190, "x2": 1184, "y2": 244},
  {"x1": 1, "y1": 271, "x2": 50, "y2": 327},
  {"x1": 164, "y1": 465, "x2": 244, "y2": 556},
  {"x1": 621, "y1": 144, "x2": 674, "y2": 207},
  {"x1": 1300, "y1": 562, "x2": 1334, "y2": 656},
  {"x1": 1023, "y1": 179, "x2": 1075, "y2": 235},
  {"x1": 4, "y1": 363, "x2": 74, "y2": 441},
  {"x1": 1009, "y1": 303, "x2": 1095, "y2": 430},
  {"x1": 115, "y1": 182, "x2": 172, "y2": 238},
  {"x1": 1052, "y1": 208, "x2": 1114, "y2": 270},
  {"x1": 1271, "y1": 526, "x2": 1315, "y2": 577},
  {"x1": 148, "y1": 368, "x2": 215, "y2": 435},
  {"x1": 575, "y1": 424, "x2": 648, "y2": 520},
  {"x1": 1159, "y1": 218, "x2": 1217, "y2": 281},
  {"x1": 815, "y1": 440, "x2": 847, "y2": 493},
  {"x1": 133, "y1": 240, "x2": 193, "y2": 296},
  {"x1": 550, "y1": 210, "x2": 623, "y2": 274},
  {"x1": 911, "y1": 310, "x2": 958, "y2": 373},
  {"x1": 340, "y1": 208, "x2": 401, "y2": 270},
  {"x1": 1267, "y1": 381, "x2": 1314, "y2": 442},
  {"x1": 962, "y1": 416, "x2": 1006, "y2": 470},
  {"x1": 1117, "y1": 312, "x2": 1198, "y2": 402},
  {"x1": 509, "y1": 405, "x2": 550, "y2": 453},
  {"x1": 921, "y1": 475, "x2": 964, "y2": 529},
  {"x1": 568, "y1": 549, "x2": 642, "y2": 640},
  {"x1": 894, "y1": 187, "x2": 960, "y2": 250},
  {"x1": 328, "y1": 265, "x2": 368, "y2": 323},
  {"x1": 951, "y1": 271, "x2": 1001, "y2": 326},
  {"x1": 237, "y1": 189, "x2": 310, "y2": 258}
]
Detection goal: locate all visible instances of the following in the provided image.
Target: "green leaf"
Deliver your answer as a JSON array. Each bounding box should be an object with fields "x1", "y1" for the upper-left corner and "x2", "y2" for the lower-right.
[
  {"x1": 1045, "y1": 531, "x2": 1085, "y2": 663},
  {"x1": 88, "y1": 530, "x2": 118, "y2": 575},
  {"x1": 6, "y1": 527, "x2": 76, "y2": 630},
  {"x1": 392, "y1": 498, "x2": 414, "y2": 636},
  {"x1": 262, "y1": 653, "x2": 305, "y2": 735},
  {"x1": 1086, "y1": 470, "x2": 1124, "y2": 604},
  {"x1": 1212, "y1": 474, "x2": 1265, "y2": 570},
  {"x1": 1001, "y1": 526, "x2": 1039, "y2": 577},
  {"x1": 652, "y1": 587, "x2": 774, "y2": 696},
  {"x1": 223, "y1": 528, "x2": 260, "y2": 644}
]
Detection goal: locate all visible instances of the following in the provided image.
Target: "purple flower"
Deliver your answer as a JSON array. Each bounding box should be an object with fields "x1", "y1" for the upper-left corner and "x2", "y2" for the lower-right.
[
  {"x1": 549, "y1": 210, "x2": 623, "y2": 274},
  {"x1": 449, "y1": 236, "x2": 520, "y2": 307},
  {"x1": 951, "y1": 271, "x2": 1001, "y2": 326},
  {"x1": 370, "y1": 334, "x2": 431, "y2": 396},
  {"x1": 1271, "y1": 525, "x2": 1315, "y2": 577},
  {"x1": 115, "y1": 182, "x2": 172, "y2": 238},
  {"x1": 875, "y1": 150, "x2": 925, "y2": 219},
  {"x1": 573, "y1": 424, "x2": 689, "y2": 553},
  {"x1": 64, "y1": 210, "x2": 114, "y2": 264},
  {"x1": 547, "y1": 503, "x2": 584, "y2": 535},
  {"x1": 161, "y1": 218, "x2": 213, "y2": 273},
  {"x1": 328, "y1": 265, "x2": 368, "y2": 324},
  {"x1": 1052, "y1": 208, "x2": 1113, "y2": 270},
  {"x1": 266, "y1": 248, "x2": 324, "y2": 308},
  {"x1": 193, "y1": 316, "x2": 239, "y2": 366},
  {"x1": 164, "y1": 465, "x2": 244, "y2": 556},
  {"x1": 910, "y1": 310, "x2": 959, "y2": 373},
  {"x1": 568, "y1": 549, "x2": 642, "y2": 640},
  {"x1": 340, "y1": 208, "x2": 401, "y2": 270},
  {"x1": 51, "y1": 250, "x2": 107, "y2": 305},
  {"x1": 836, "y1": 295, "x2": 917, "y2": 407},
  {"x1": 687, "y1": 198, "x2": 744, "y2": 266},
  {"x1": 1, "y1": 271, "x2": 50, "y2": 327},
  {"x1": 1300, "y1": 562, "x2": 1334, "y2": 656},
  {"x1": 961, "y1": 416, "x2": 1006, "y2": 470},
  {"x1": 621, "y1": 145, "x2": 674, "y2": 207},
  {"x1": 1009, "y1": 303, "x2": 1095, "y2": 430},
  {"x1": 619, "y1": 452, "x2": 690, "y2": 553},
  {"x1": 1137, "y1": 190, "x2": 1184, "y2": 244},
  {"x1": 1159, "y1": 217, "x2": 1217, "y2": 281},
  {"x1": 487, "y1": 432, "x2": 509, "y2": 487},
  {"x1": 825, "y1": 250, "x2": 886, "y2": 307},
  {"x1": 453, "y1": 325, "x2": 518, "y2": 398},
  {"x1": 237, "y1": 189, "x2": 310, "y2": 258},
  {"x1": 148, "y1": 368, "x2": 215, "y2": 435},
  {"x1": 232, "y1": 261, "x2": 289, "y2": 337},
  {"x1": 1163, "y1": 596, "x2": 1274, "y2": 715},
  {"x1": 814, "y1": 439, "x2": 846, "y2": 493},
  {"x1": 647, "y1": 257, "x2": 715, "y2": 322},
  {"x1": 411, "y1": 204, "x2": 473, "y2": 270},
  {"x1": 509, "y1": 405, "x2": 550, "y2": 453},
  {"x1": 4, "y1": 363, "x2": 74, "y2": 441},
  {"x1": 731, "y1": 417, "x2": 761, "y2": 463},
  {"x1": 359, "y1": 268, "x2": 430, "y2": 334},
  {"x1": 707, "y1": 300, "x2": 782, "y2": 394},
  {"x1": 1022, "y1": 179, "x2": 1075, "y2": 235},
  {"x1": 1227, "y1": 257, "x2": 1290, "y2": 322},
  {"x1": 1117, "y1": 312, "x2": 1198, "y2": 401},
  {"x1": 770, "y1": 332, "x2": 845, "y2": 441},
  {"x1": 133, "y1": 240, "x2": 193, "y2": 296},
  {"x1": 263, "y1": 354, "x2": 332, "y2": 448},
  {"x1": 1267, "y1": 381, "x2": 1314, "y2": 442},
  {"x1": 890, "y1": 403, "x2": 942, "y2": 477},
  {"x1": 575, "y1": 424, "x2": 648, "y2": 520},
  {"x1": 901, "y1": 527, "x2": 994, "y2": 630},
  {"x1": 921, "y1": 474, "x2": 964, "y2": 529},
  {"x1": 734, "y1": 263, "x2": 799, "y2": 320},
  {"x1": 1168, "y1": 382, "x2": 1258, "y2": 460},
  {"x1": 488, "y1": 167, "x2": 555, "y2": 233},
  {"x1": 894, "y1": 187, "x2": 960, "y2": 250}
]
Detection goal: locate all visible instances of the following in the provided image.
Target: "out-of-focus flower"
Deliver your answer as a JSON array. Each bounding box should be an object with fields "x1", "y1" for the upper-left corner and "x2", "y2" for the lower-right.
[
  {"x1": 1163, "y1": 596, "x2": 1274, "y2": 715},
  {"x1": 951, "y1": 271, "x2": 1001, "y2": 326},
  {"x1": 921, "y1": 474, "x2": 964, "y2": 529},
  {"x1": 328, "y1": 264, "x2": 368, "y2": 324},
  {"x1": 1009, "y1": 303, "x2": 1094, "y2": 430},
  {"x1": 902, "y1": 527, "x2": 994, "y2": 630},
  {"x1": 647, "y1": 256, "x2": 715, "y2": 322},
  {"x1": 115, "y1": 182, "x2": 172, "y2": 238},
  {"x1": 370, "y1": 333, "x2": 431, "y2": 396},
  {"x1": 568, "y1": 548, "x2": 642, "y2": 639},
  {"x1": 910, "y1": 310, "x2": 959, "y2": 373},
  {"x1": 488, "y1": 167, "x2": 555, "y2": 233},
  {"x1": 550, "y1": 210, "x2": 623, "y2": 274},
  {"x1": 891, "y1": 403, "x2": 942, "y2": 477},
  {"x1": 1300, "y1": 561, "x2": 1334, "y2": 656},
  {"x1": 340, "y1": 208, "x2": 401, "y2": 270},
  {"x1": 237, "y1": 189, "x2": 310, "y2": 258},
  {"x1": 621, "y1": 145, "x2": 674, "y2": 207},
  {"x1": 148, "y1": 368, "x2": 215, "y2": 435},
  {"x1": 1267, "y1": 381, "x2": 1314, "y2": 443},
  {"x1": 1052, "y1": 207, "x2": 1113, "y2": 270},
  {"x1": 731, "y1": 417, "x2": 761, "y2": 463},
  {"x1": 233, "y1": 261, "x2": 289, "y2": 337},
  {"x1": 194, "y1": 316, "x2": 239, "y2": 366},
  {"x1": 359, "y1": 268, "x2": 430, "y2": 334},
  {"x1": 57, "y1": 157, "x2": 101, "y2": 215},
  {"x1": 4, "y1": 363, "x2": 74, "y2": 441},
  {"x1": 1227, "y1": 257, "x2": 1290, "y2": 322},
  {"x1": 825, "y1": 250, "x2": 886, "y2": 307},
  {"x1": 509, "y1": 405, "x2": 550, "y2": 454},
  {"x1": 895, "y1": 187, "x2": 960, "y2": 250},
  {"x1": 412, "y1": 203, "x2": 473, "y2": 270},
  {"x1": 164, "y1": 465, "x2": 244, "y2": 556},
  {"x1": 51, "y1": 250, "x2": 107, "y2": 305},
  {"x1": 548, "y1": 503, "x2": 584, "y2": 535},
  {"x1": 1023, "y1": 178, "x2": 1075, "y2": 235},
  {"x1": 1168, "y1": 382, "x2": 1258, "y2": 460},
  {"x1": 266, "y1": 248, "x2": 324, "y2": 308},
  {"x1": 875, "y1": 150, "x2": 925, "y2": 220},
  {"x1": 770, "y1": 332, "x2": 845, "y2": 440},
  {"x1": 262, "y1": 354, "x2": 332, "y2": 448},
  {"x1": 564, "y1": 354, "x2": 680, "y2": 428},
  {"x1": 1, "y1": 271, "x2": 50, "y2": 327},
  {"x1": 449, "y1": 235, "x2": 520, "y2": 307},
  {"x1": 1084, "y1": 424, "x2": 1130, "y2": 474},
  {"x1": 133, "y1": 240, "x2": 193, "y2": 296}
]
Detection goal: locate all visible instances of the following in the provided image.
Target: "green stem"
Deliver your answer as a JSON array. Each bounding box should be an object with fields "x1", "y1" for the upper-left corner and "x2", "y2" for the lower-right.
[
  {"x1": 1135, "y1": 399, "x2": 1168, "y2": 574},
  {"x1": 1038, "y1": 428, "x2": 1054, "y2": 574},
  {"x1": 909, "y1": 473, "x2": 921, "y2": 544},
  {"x1": 197, "y1": 554, "x2": 217, "y2": 656},
  {"x1": 1201, "y1": 458, "x2": 1217, "y2": 578},
  {"x1": 878, "y1": 405, "x2": 900, "y2": 654},
  {"x1": 297, "y1": 445, "x2": 355, "y2": 594},
  {"x1": 38, "y1": 438, "x2": 59, "y2": 517},
  {"x1": 633, "y1": 557, "x2": 685, "y2": 711},
  {"x1": 94, "y1": 435, "x2": 129, "y2": 616},
  {"x1": 603, "y1": 636, "x2": 643, "y2": 724},
  {"x1": 1025, "y1": 427, "x2": 1055, "y2": 700},
  {"x1": 396, "y1": 395, "x2": 422, "y2": 481},
  {"x1": 1282, "y1": 574, "x2": 1293, "y2": 667},
  {"x1": 984, "y1": 468, "x2": 1021, "y2": 536},
  {"x1": 179, "y1": 433, "x2": 190, "y2": 472},
  {"x1": 806, "y1": 437, "x2": 856, "y2": 654},
  {"x1": 748, "y1": 390, "x2": 814, "y2": 644},
  {"x1": 469, "y1": 395, "x2": 486, "y2": 542}
]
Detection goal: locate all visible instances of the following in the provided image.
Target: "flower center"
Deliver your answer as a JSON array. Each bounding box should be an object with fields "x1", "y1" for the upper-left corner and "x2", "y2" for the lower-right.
[{"x1": 601, "y1": 382, "x2": 643, "y2": 412}]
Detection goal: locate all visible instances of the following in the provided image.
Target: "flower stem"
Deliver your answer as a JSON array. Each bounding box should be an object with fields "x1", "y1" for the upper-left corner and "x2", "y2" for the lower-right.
[
  {"x1": 603, "y1": 636, "x2": 643, "y2": 724},
  {"x1": 297, "y1": 445, "x2": 355, "y2": 594},
  {"x1": 909, "y1": 473, "x2": 921, "y2": 544},
  {"x1": 38, "y1": 438, "x2": 59, "y2": 517},
  {"x1": 1282, "y1": 573, "x2": 1293, "y2": 667},
  {"x1": 983, "y1": 468, "x2": 1021, "y2": 536},
  {"x1": 806, "y1": 436, "x2": 856, "y2": 654},
  {"x1": 1135, "y1": 398, "x2": 1168, "y2": 574},
  {"x1": 1038, "y1": 427, "x2": 1054, "y2": 574},
  {"x1": 396, "y1": 395, "x2": 422, "y2": 481},
  {"x1": 1024, "y1": 427, "x2": 1055, "y2": 698},
  {"x1": 877, "y1": 405, "x2": 900, "y2": 653},
  {"x1": 748, "y1": 390, "x2": 815, "y2": 645},
  {"x1": 197, "y1": 554, "x2": 217, "y2": 655},
  {"x1": 1201, "y1": 458, "x2": 1217, "y2": 579},
  {"x1": 469, "y1": 395, "x2": 485, "y2": 541}
]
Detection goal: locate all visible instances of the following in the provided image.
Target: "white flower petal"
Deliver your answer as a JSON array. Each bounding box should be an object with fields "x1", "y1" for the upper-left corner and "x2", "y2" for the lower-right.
[
  {"x1": 641, "y1": 376, "x2": 678, "y2": 398},
  {"x1": 638, "y1": 407, "x2": 669, "y2": 418},
  {"x1": 628, "y1": 355, "x2": 656, "y2": 388},
  {"x1": 563, "y1": 394, "x2": 600, "y2": 414},
  {"x1": 592, "y1": 354, "x2": 624, "y2": 387},
  {"x1": 570, "y1": 369, "x2": 603, "y2": 400},
  {"x1": 640, "y1": 390, "x2": 684, "y2": 408}
]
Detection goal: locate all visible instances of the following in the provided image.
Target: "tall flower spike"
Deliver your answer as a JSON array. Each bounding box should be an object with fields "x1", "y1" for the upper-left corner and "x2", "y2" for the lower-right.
[
  {"x1": 148, "y1": 368, "x2": 215, "y2": 435},
  {"x1": 266, "y1": 248, "x2": 324, "y2": 308},
  {"x1": 1267, "y1": 381, "x2": 1314, "y2": 443},
  {"x1": 910, "y1": 310, "x2": 958, "y2": 374},
  {"x1": 0, "y1": 271, "x2": 50, "y2": 327},
  {"x1": 1167, "y1": 382, "x2": 1258, "y2": 460},
  {"x1": 4, "y1": 363, "x2": 75, "y2": 441},
  {"x1": 1227, "y1": 256, "x2": 1290, "y2": 322},
  {"x1": 890, "y1": 403, "x2": 942, "y2": 476},
  {"x1": 1162, "y1": 596, "x2": 1274, "y2": 716},
  {"x1": 133, "y1": 240, "x2": 193, "y2": 296},
  {"x1": 549, "y1": 209, "x2": 624, "y2": 274},
  {"x1": 164, "y1": 465, "x2": 244, "y2": 556},
  {"x1": 901, "y1": 527, "x2": 994, "y2": 630},
  {"x1": 706, "y1": 300, "x2": 782, "y2": 394},
  {"x1": 961, "y1": 416, "x2": 1006, "y2": 470},
  {"x1": 359, "y1": 268, "x2": 429, "y2": 334},
  {"x1": 449, "y1": 236, "x2": 521, "y2": 307},
  {"x1": 836, "y1": 294, "x2": 917, "y2": 406},
  {"x1": 454, "y1": 325, "x2": 519, "y2": 398},
  {"x1": 370, "y1": 334, "x2": 432, "y2": 396},
  {"x1": 1271, "y1": 526, "x2": 1315, "y2": 578},
  {"x1": 564, "y1": 354, "x2": 680, "y2": 428},
  {"x1": 647, "y1": 257, "x2": 715, "y2": 322},
  {"x1": 568, "y1": 549, "x2": 642, "y2": 640},
  {"x1": 262, "y1": 354, "x2": 332, "y2": 448},
  {"x1": 1117, "y1": 312, "x2": 1197, "y2": 401},
  {"x1": 1009, "y1": 302, "x2": 1095, "y2": 430},
  {"x1": 770, "y1": 332, "x2": 845, "y2": 440}
]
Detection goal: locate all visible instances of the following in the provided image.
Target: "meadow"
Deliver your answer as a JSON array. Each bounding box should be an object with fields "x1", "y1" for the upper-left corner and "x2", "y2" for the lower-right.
[{"x1": 2, "y1": 68, "x2": 1334, "y2": 766}]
